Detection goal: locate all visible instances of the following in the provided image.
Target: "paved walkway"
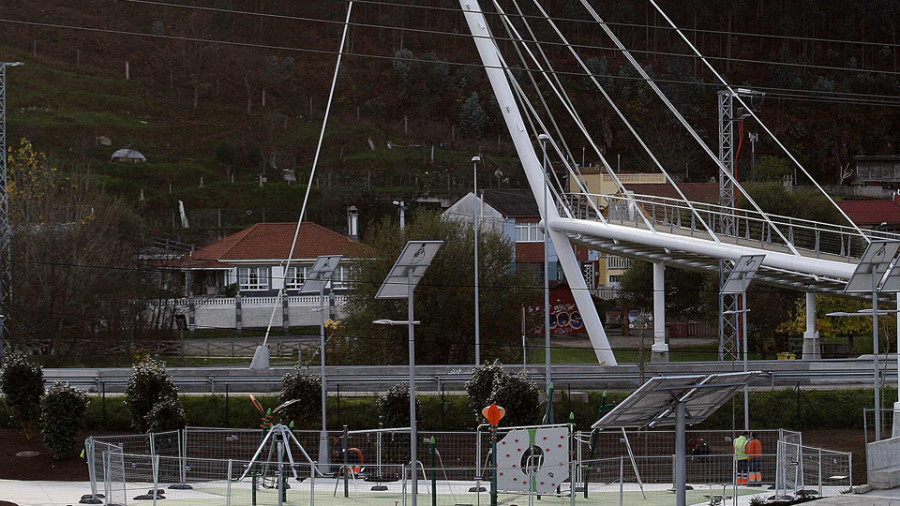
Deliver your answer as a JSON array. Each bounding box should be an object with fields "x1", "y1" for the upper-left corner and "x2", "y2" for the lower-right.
[{"x1": 3, "y1": 480, "x2": 900, "y2": 506}]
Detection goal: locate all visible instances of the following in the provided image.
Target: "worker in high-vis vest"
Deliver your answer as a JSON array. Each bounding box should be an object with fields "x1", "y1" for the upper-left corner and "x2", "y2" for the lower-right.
[
  {"x1": 733, "y1": 431, "x2": 750, "y2": 485},
  {"x1": 745, "y1": 432, "x2": 763, "y2": 485}
]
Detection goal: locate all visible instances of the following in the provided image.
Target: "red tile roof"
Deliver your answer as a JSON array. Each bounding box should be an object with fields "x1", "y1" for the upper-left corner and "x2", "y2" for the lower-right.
[
  {"x1": 188, "y1": 222, "x2": 373, "y2": 265},
  {"x1": 837, "y1": 200, "x2": 900, "y2": 226}
]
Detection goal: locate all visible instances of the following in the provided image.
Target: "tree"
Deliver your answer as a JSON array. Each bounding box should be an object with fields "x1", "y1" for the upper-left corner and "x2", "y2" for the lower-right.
[
  {"x1": 464, "y1": 360, "x2": 505, "y2": 424},
  {"x1": 753, "y1": 156, "x2": 794, "y2": 183},
  {"x1": 393, "y1": 48, "x2": 415, "y2": 81},
  {"x1": 144, "y1": 398, "x2": 187, "y2": 433},
  {"x1": 777, "y1": 294, "x2": 891, "y2": 355},
  {"x1": 278, "y1": 366, "x2": 322, "y2": 428},
  {"x1": 742, "y1": 182, "x2": 842, "y2": 224},
  {"x1": 617, "y1": 261, "x2": 713, "y2": 320},
  {"x1": 377, "y1": 382, "x2": 421, "y2": 428},
  {"x1": 339, "y1": 212, "x2": 530, "y2": 365},
  {"x1": 458, "y1": 92, "x2": 488, "y2": 138},
  {"x1": 491, "y1": 373, "x2": 539, "y2": 427},
  {"x1": 8, "y1": 139, "x2": 169, "y2": 363},
  {"x1": 465, "y1": 361, "x2": 539, "y2": 427},
  {"x1": 40, "y1": 381, "x2": 89, "y2": 459},
  {"x1": 124, "y1": 358, "x2": 183, "y2": 433},
  {"x1": 0, "y1": 352, "x2": 44, "y2": 440}
]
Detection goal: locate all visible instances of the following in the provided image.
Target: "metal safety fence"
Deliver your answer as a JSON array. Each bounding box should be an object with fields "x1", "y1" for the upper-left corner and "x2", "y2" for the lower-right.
[{"x1": 86, "y1": 426, "x2": 851, "y2": 506}]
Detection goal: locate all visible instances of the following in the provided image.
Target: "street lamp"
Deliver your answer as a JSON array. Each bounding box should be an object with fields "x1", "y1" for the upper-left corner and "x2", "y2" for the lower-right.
[
  {"x1": 839, "y1": 240, "x2": 900, "y2": 442},
  {"x1": 393, "y1": 200, "x2": 407, "y2": 230},
  {"x1": 0, "y1": 61, "x2": 23, "y2": 366},
  {"x1": 375, "y1": 241, "x2": 443, "y2": 506},
  {"x1": 538, "y1": 133, "x2": 551, "y2": 408},
  {"x1": 826, "y1": 307, "x2": 900, "y2": 440},
  {"x1": 299, "y1": 255, "x2": 342, "y2": 474},
  {"x1": 748, "y1": 132, "x2": 758, "y2": 182},
  {"x1": 472, "y1": 154, "x2": 481, "y2": 365},
  {"x1": 723, "y1": 307, "x2": 751, "y2": 431}
]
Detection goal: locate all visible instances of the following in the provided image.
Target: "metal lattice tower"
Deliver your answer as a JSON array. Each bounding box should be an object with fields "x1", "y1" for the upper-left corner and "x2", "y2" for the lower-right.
[
  {"x1": 717, "y1": 90, "x2": 737, "y2": 235},
  {"x1": 717, "y1": 88, "x2": 763, "y2": 361},
  {"x1": 718, "y1": 90, "x2": 738, "y2": 360}
]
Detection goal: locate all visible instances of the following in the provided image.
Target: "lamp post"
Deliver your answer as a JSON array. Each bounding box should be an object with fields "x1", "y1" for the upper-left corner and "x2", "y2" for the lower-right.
[
  {"x1": 393, "y1": 200, "x2": 407, "y2": 230},
  {"x1": 472, "y1": 154, "x2": 481, "y2": 365},
  {"x1": 298, "y1": 255, "x2": 342, "y2": 473},
  {"x1": 0, "y1": 61, "x2": 22, "y2": 365},
  {"x1": 748, "y1": 132, "x2": 758, "y2": 182},
  {"x1": 374, "y1": 241, "x2": 442, "y2": 506},
  {"x1": 538, "y1": 133, "x2": 551, "y2": 403},
  {"x1": 723, "y1": 307, "x2": 751, "y2": 431},
  {"x1": 827, "y1": 307, "x2": 896, "y2": 441}
]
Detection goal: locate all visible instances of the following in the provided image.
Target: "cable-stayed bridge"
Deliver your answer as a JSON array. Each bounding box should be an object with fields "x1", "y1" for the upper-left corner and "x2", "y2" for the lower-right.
[{"x1": 457, "y1": 0, "x2": 898, "y2": 367}]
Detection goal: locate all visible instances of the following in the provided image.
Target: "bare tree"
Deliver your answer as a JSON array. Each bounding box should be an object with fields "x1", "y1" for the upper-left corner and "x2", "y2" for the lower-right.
[{"x1": 7, "y1": 139, "x2": 173, "y2": 364}]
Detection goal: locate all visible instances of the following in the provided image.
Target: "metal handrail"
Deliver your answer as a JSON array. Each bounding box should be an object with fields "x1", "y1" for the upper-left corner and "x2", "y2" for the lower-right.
[{"x1": 561, "y1": 192, "x2": 900, "y2": 261}]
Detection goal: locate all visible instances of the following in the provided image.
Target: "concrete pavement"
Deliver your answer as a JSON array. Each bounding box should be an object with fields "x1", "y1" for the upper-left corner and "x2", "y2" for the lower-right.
[
  {"x1": 0, "y1": 480, "x2": 94, "y2": 506},
  {"x1": 3, "y1": 480, "x2": 900, "y2": 506}
]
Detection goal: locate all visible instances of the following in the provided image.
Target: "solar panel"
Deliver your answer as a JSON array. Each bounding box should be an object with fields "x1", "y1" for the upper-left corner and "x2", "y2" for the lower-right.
[
  {"x1": 591, "y1": 372, "x2": 759, "y2": 430},
  {"x1": 297, "y1": 255, "x2": 342, "y2": 294},
  {"x1": 722, "y1": 255, "x2": 765, "y2": 295},
  {"x1": 844, "y1": 240, "x2": 900, "y2": 293},
  {"x1": 375, "y1": 241, "x2": 443, "y2": 299}
]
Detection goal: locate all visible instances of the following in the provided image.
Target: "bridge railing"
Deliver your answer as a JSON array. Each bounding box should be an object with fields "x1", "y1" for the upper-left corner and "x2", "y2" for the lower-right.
[{"x1": 562, "y1": 192, "x2": 900, "y2": 261}]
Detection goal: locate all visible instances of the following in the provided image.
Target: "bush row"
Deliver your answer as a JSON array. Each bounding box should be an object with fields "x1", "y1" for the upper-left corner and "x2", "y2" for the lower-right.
[{"x1": 2, "y1": 386, "x2": 893, "y2": 433}]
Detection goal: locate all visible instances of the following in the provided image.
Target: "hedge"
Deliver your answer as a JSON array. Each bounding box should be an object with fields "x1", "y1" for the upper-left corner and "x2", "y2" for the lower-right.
[{"x1": 1, "y1": 387, "x2": 895, "y2": 433}]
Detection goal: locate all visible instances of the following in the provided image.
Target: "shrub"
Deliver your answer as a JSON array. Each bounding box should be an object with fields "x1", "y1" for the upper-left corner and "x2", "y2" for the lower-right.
[
  {"x1": 465, "y1": 360, "x2": 505, "y2": 423},
  {"x1": 466, "y1": 361, "x2": 539, "y2": 426},
  {"x1": 492, "y1": 373, "x2": 540, "y2": 426},
  {"x1": 40, "y1": 381, "x2": 89, "y2": 459},
  {"x1": 0, "y1": 352, "x2": 44, "y2": 439},
  {"x1": 144, "y1": 398, "x2": 186, "y2": 432},
  {"x1": 377, "y1": 383, "x2": 422, "y2": 428},
  {"x1": 278, "y1": 366, "x2": 322, "y2": 428},
  {"x1": 124, "y1": 358, "x2": 181, "y2": 432},
  {"x1": 459, "y1": 93, "x2": 488, "y2": 138}
]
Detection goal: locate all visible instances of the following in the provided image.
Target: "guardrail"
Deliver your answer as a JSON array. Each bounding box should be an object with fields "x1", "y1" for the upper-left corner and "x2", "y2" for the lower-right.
[{"x1": 46, "y1": 358, "x2": 898, "y2": 394}]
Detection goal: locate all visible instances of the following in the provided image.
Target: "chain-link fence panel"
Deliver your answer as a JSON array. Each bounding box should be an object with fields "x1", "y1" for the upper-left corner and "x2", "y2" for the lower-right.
[{"x1": 101, "y1": 443, "x2": 127, "y2": 506}]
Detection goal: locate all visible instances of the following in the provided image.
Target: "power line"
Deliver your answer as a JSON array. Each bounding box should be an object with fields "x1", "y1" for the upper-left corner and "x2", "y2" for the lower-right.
[
  {"x1": 116, "y1": 0, "x2": 900, "y2": 77},
  {"x1": 130, "y1": 0, "x2": 900, "y2": 50},
  {"x1": 0, "y1": 16, "x2": 898, "y2": 109}
]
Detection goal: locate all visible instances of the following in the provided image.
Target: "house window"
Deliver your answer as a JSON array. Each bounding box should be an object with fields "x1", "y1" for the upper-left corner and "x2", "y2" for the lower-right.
[
  {"x1": 285, "y1": 266, "x2": 308, "y2": 290},
  {"x1": 515, "y1": 222, "x2": 544, "y2": 242},
  {"x1": 333, "y1": 266, "x2": 357, "y2": 290},
  {"x1": 238, "y1": 267, "x2": 269, "y2": 290},
  {"x1": 607, "y1": 255, "x2": 632, "y2": 270},
  {"x1": 609, "y1": 275, "x2": 623, "y2": 285},
  {"x1": 285, "y1": 265, "x2": 353, "y2": 291}
]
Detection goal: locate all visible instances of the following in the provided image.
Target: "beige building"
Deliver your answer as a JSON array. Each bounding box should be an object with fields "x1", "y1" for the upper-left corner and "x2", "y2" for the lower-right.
[
  {"x1": 569, "y1": 171, "x2": 667, "y2": 209},
  {"x1": 569, "y1": 172, "x2": 663, "y2": 298}
]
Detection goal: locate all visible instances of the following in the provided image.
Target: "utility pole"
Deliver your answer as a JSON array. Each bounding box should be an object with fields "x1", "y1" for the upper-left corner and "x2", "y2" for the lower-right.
[
  {"x1": 0, "y1": 62, "x2": 22, "y2": 365},
  {"x1": 717, "y1": 88, "x2": 763, "y2": 361}
]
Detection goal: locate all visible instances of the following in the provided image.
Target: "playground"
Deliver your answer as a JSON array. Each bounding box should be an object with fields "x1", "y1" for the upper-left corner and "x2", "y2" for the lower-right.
[{"x1": 82, "y1": 424, "x2": 851, "y2": 506}]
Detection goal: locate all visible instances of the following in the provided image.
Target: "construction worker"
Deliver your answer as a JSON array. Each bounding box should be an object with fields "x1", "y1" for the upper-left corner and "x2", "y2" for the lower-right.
[
  {"x1": 733, "y1": 431, "x2": 749, "y2": 485},
  {"x1": 745, "y1": 432, "x2": 763, "y2": 485}
]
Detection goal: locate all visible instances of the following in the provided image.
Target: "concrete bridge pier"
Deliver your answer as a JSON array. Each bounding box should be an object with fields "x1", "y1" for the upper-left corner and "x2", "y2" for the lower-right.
[
  {"x1": 802, "y1": 292, "x2": 821, "y2": 359},
  {"x1": 651, "y1": 261, "x2": 670, "y2": 362}
]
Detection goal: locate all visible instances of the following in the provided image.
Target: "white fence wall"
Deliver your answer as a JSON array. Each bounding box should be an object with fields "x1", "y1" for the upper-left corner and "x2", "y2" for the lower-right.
[{"x1": 170, "y1": 296, "x2": 349, "y2": 330}]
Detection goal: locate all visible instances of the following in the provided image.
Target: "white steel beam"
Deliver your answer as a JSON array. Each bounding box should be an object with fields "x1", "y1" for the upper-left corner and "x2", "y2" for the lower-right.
[
  {"x1": 556, "y1": 217, "x2": 857, "y2": 281},
  {"x1": 460, "y1": 0, "x2": 616, "y2": 365}
]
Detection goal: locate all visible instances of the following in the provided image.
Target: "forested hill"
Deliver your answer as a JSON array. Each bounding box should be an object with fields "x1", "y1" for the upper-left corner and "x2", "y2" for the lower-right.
[{"x1": 0, "y1": 0, "x2": 896, "y2": 235}]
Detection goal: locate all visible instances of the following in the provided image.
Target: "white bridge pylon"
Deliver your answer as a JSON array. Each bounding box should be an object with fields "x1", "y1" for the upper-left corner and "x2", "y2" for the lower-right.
[{"x1": 459, "y1": 1, "x2": 895, "y2": 367}]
